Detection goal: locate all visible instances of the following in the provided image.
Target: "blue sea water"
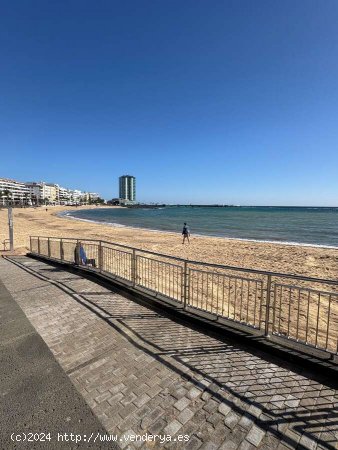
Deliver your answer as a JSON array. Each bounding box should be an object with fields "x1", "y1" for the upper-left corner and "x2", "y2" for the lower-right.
[{"x1": 61, "y1": 206, "x2": 338, "y2": 248}]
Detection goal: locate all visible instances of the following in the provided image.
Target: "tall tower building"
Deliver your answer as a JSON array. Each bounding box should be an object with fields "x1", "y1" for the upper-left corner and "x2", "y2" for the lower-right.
[{"x1": 119, "y1": 175, "x2": 136, "y2": 203}]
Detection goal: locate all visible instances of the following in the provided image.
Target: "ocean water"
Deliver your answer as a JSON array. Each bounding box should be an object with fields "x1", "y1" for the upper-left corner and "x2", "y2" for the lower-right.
[{"x1": 61, "y1": 206, "x2": 338, "y2": 248}]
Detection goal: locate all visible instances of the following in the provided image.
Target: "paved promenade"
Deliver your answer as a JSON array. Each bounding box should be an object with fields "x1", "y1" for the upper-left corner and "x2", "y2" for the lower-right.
[{"x1": 0, "y1": 256, "x2": 337, "y2": 449}]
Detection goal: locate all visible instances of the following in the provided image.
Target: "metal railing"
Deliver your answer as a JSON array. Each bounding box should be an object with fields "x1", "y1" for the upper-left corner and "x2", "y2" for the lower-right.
[{"x1": 30, "y1": 236, "x2": 338, "y2": 357}]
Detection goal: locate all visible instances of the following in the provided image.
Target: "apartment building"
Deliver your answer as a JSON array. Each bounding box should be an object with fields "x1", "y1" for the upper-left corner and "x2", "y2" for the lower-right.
[
  {"x1": 25, "y1": 182, "x2": 59, "y2": 204},
  {"x1": 0, "y1": 177, "x2": 101, "y2": 206},
  {"x1": 0, "y1": 178, "x2": 30, "y2": 204}
]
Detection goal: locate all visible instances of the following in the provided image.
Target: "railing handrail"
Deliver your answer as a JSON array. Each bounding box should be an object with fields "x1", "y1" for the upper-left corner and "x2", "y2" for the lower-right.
[{"x1": 30, "y1": 235, "x2": 338, "y2": 286}]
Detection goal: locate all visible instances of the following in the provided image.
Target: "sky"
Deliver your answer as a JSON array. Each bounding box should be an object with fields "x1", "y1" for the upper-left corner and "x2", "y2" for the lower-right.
[{"x1": 1, "y1": 1, "x2": 338, "y2": 205}]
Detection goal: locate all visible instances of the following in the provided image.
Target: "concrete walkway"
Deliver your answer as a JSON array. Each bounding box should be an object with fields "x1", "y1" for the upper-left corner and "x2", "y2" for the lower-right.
[
  {"x1": 0, "y1": 262, "x2": 116, "y2": 449},
  {"x1": 0, "y1": 256, "x2": 337, "y2": 450}
]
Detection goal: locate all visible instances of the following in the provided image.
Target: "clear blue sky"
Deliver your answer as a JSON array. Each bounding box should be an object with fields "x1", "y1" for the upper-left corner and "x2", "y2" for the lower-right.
[{"x1": 1, "y1": 1, "x2": 338, "y2": 205}]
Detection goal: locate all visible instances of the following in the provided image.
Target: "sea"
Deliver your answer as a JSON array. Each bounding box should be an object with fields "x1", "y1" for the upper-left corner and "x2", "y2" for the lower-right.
[{"x1": 60, "y1": 206, "x2": 338, "y2": 248}]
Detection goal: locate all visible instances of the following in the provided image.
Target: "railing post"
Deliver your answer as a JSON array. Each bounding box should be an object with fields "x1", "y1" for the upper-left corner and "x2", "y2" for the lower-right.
[
  {"x1": 265, "y1": 275, "x2": 272, "y2": 337},
  {"x1": 74, "y1": 239, "x2": 80, "y2": 265},
  {"x1": 47, "y1": 238, "x2": 51, "y2": 257},
  {"x1": 60, "y1": 239, "x2": 64, "y2": 261},
  {"x1": 38, "y1": 237, "x2": 41, "y2": 255},
  {"x1": 183, "y1": 261, "x2": 188, "y2": 309},
  {"x1": 131, "y1": 249, "x2": 136, "y2": 286},
  {"x1": 98, "y1": 241, "x2": 103, "y2": 272}
]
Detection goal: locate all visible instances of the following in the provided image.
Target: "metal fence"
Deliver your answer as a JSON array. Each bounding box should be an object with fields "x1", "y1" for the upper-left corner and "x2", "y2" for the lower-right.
[{"x1": 30, "y1": 236, "x2": 338, "y2": 357}]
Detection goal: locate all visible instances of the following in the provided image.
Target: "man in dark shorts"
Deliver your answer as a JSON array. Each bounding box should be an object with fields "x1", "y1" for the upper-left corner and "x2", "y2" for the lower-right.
[{"x1": 182, "y1": 222, "x2": 190, "y2": 244}]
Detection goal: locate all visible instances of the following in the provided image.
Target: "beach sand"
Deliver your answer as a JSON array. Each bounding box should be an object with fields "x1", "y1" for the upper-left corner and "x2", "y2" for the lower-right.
[{"x1": 0, "y1": 205, "x2": 337, "y2": 280}]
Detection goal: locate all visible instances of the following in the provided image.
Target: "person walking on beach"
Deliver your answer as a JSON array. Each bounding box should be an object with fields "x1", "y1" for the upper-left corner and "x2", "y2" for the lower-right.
[{"x1": 182, "y1": 222, "x2": 190, "y2": 244}]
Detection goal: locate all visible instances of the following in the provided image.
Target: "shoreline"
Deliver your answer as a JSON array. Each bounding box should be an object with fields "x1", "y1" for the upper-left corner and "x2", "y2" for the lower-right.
[
  {"x1": 58, "y1": 209, "x2": 338, "y2": 251},
  {"x1": 1, "y1": 205, "x2": 337, "y2": 280}
]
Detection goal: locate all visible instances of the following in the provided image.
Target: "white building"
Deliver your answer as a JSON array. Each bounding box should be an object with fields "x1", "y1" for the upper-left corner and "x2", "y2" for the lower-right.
[
  {"x1": 25, "y1": 182, "x2": 58, "y2": 204},
  {"x1": 0, "y1": 177, "x2": 101, "y2": 206},
  {"x1": 0, "y1": 178, "x2": 30, "y2": 205}
]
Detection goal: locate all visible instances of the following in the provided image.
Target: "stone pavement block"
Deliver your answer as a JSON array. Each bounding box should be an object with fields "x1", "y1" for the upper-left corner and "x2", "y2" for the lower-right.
[
  {"x1": 247, "y1": 404, "x2": 261, "y2": 419},
  {"x1": 121, "y1": 392, "x2": 137, "y2": 406},
  {"x1": 201, "y1": 441, "x2": 218, "y2": 450},
  {"x1": 108, "y1": 392, "x2": 124, "y2": 405},
  {"x1": 119, "y1": 402, "x2": 137, "y2": 419},
  {"x1": 218, "y1": 402, "x2": 231, "y2": 416},
  {"x1": 206, "y1": 412, "x2": 222, "y2": 427},
  {"x1": 224, "y1": 411, "x2": 240, "y2": 430},
  {"x1": 164, "y1": 419, "x2": 182, "y2": 436},
  {"x1": 110, "y1": 382, "x2": 125, "y2": 395},
  {"x1": 238, "y1": 440, "x2": 256, "y2": 450},
  {"x1": 226, "y1": 426, "x2": 249, "y2": 447},
  {"x1": 246, "y1": 425, "x2": 266, "y2": 447},
  {"x1": 174, "y1": 396, "x2": 191, "y2": 411},
  {"x1": 141, "y1": 406, "x2": 165, "y2": 430},
  {"x1": 188, "y1": 387, "x2": 202, "y2": 400},
  {"x1": 219, "y1": 440, "x2": 238, "y2": 450},
  {"x1": 133, "y1": 392, "x2": 151, "y2": 408},
  {"x1": 185, "y1": 436, "x2": 203, "y2": 450},
  {"x1": 172, "y1": 386, "x2": 189, "y2": 400},
  {"x1": 203, "y1": 399, "x2": 218, "y2": 414},
  {"x1": 148, "y1": 418, "x2": 167, "y2": 435},
  {"x1": 178, "y1": 408, "x2": 195, "y2": 425},
  {"x1": 299, "y1": 434, "x2": 317, "y2": 450},
  {"x1": 238, "y1": 414, "x2": 254, "y2": 430}
]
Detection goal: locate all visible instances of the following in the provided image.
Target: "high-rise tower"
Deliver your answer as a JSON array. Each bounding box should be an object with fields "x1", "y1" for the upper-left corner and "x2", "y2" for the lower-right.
[{"x1": 119, "y1": 175, "x2": 136, "y2": 203}]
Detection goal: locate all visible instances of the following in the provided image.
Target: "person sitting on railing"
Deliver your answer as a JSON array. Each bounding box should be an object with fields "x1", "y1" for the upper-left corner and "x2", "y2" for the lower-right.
[{"x1": 74, "y1": 242, "x2": 96, "y2": 268}]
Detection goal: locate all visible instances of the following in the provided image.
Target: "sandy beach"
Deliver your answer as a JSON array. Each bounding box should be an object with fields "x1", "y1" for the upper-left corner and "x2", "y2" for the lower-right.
[{"x1": 0, "y1": 205, "x2": 337, "y2": 280}]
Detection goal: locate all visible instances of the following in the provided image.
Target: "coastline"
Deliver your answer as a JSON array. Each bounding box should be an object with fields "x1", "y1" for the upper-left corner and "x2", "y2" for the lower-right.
[
  {"x1": 58, "y1": 209, "x2": 338, "y2": 250},
  {"x1": 0, "y1": 205, "x2": 337, "y2": 280}
]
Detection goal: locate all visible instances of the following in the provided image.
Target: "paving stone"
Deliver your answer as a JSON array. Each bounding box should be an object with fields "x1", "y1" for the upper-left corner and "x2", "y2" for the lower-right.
[
  {"x1": 110, "y1": 383, "x2": 125, "y2": 395},
  {"x1": 219, "y1": 440, "x2": 238, "y2": 450},
  {"x1": 163, "y1": 419, "x2": 182, "y2": 436},
  {"x1": 148, "y1": 405, "x2": 165, "y2": 422},
  {"x1": 201, "y1": 441, "x2": 218, "y2": 450},
  {"x1": 246, "y1": 425, "x2": 265, "y2": 447},
  {"x1": 174, "y1": 396, "x2": 191, "y2": 411},
  {"x1": 119, "y1": 403, "x2": 137, "y2": 419},
  {"x1": 133, "y1": 393, "x2": 151, "y2": 408},
  {"x1": 206, "y1": 412, "x2": 222, "y2": 427},
  {"x1": 121, "y1": 392, "x2": 137, "y2": 406},
  {"x1": 185, "y1": 436, "x2": 203, "y2": 450},
  {"x1": 203, "y1": 399, "x2": 218, "y2": 414},
  {"x1": 238, "y1": 440, "x2": 256, "y2": 450},
  {"x1": 177, "y1": 408, "x2": 195, "y2": 425},
  {"x1": 218, "y1": 402, "x2": 231, "y2": 416},
  {"x1": 247, "y1": 404, "x2": 261, "y2": 419},
  {"x1": 148, "y1": 418, "x2": 167, "y2": 435},
  {"x1": 224, "y1": 412, "x2": 240, "y2": 430},
  {"x1": 201, "y1": 391, "x2": 212, "y2": 401},
  {"x1": 227, "y1": 426, "x2": 249, "y2": 446},
  {"x1": 299, "y1": 434, "x2": 317, "y2": 450},
  {"x1": 172, "y1": 386, "x2": 188, "y2": 399},
  {"x1": 238, "y1": 414, "x2": 254, "y2": 430},
  {"x1": 188, "y1": 387, "x2": 202, "y2": 400},
  {"x1": 108, "y1": 392, "x2": 124, "y2": 405},
  {"x1": 94, "y1": 391, "x2": 112, "y2": 404},
  {"x1": 133, "y1": 404, "x2": 151, "y2": 419}
]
